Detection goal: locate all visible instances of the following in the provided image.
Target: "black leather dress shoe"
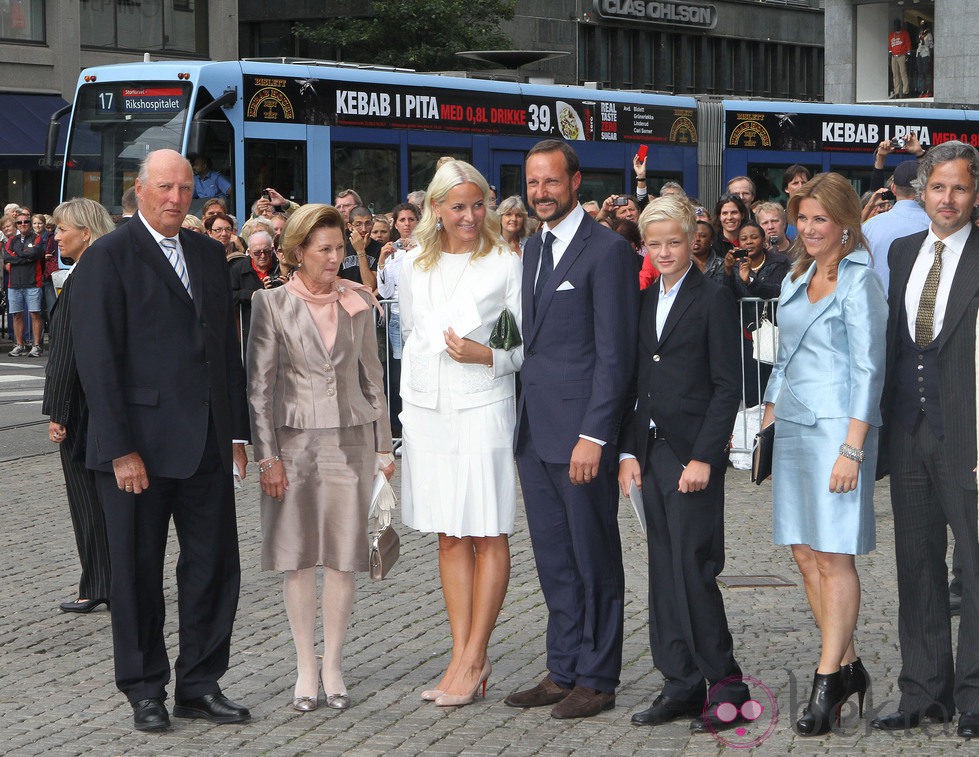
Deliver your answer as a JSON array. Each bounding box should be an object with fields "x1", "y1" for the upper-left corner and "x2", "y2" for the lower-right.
[
  {"x1": 691, "y1": 702, "x2": 748, "y2": 733},
  {"x1": 871, "y1": 705, "x2": 953, "y2": 731},
  {"x1": 173, "y1": 693, "x2": 251, "y2": 723},
  {"x1": 132, "y1": 698, "x2": 170, "y2": 732},
  {"x1": 59, "y1": 598, "x2": 109, "y2": 613},
  {"x1": 631, "y1": 694, "x2": 704, "y2": 726},
  {"x1": 958, "y1": 712, "x2": 979, "y2": 738}
]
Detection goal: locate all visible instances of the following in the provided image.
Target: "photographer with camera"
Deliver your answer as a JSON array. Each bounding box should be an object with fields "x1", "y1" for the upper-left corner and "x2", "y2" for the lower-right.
[
  {"x1": 870, "y1": 134, "x2": 926, "y2": 191},
  {"x1": 230, "y1": 229, "x2": 285, "y2": 352},
  {"x1": 861, "y1": 159, "x2": 929, "y2": 293}
]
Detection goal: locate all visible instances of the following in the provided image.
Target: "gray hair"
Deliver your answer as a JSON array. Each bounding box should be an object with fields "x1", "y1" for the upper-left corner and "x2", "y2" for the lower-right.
[
  {"x1": 659, "y1": 181, "x2": 687, "y2": 199},
  {"x1": 914, "y1": 140, "x2": 979, "y2": 194},
  {"x1": 247, "y1": 230, "x2": 274, "y2": 249}
]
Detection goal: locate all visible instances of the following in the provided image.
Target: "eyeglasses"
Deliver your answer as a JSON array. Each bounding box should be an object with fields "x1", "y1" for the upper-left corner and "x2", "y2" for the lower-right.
[
  {"x1": 15, "y1": 220, "x2": 30, "y2": 225},
  {"x1": 210, "y1": 226, "x2": 233, "y2": 234},
  {"x1": 250, "y1": 248, "x2": 274, "y2": 255},
  {"x1": 350, "y1": 220, "x2": 372, "y2": 229}
]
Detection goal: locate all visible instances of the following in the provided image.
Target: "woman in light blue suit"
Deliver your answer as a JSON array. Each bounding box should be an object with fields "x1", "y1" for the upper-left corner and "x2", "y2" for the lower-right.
[{"x1": 760, "y1": 173, "x2": 887, "y2": 736}]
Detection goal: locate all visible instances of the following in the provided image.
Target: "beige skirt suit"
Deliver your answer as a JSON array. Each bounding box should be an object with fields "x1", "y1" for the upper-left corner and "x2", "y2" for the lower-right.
[{"x1": 247, "y1": 284, "x2": 392, "y2": 571}]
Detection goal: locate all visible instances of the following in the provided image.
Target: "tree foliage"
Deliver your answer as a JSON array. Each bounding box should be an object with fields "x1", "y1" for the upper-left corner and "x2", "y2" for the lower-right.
[{"x1": 295, "y1": 0, "x2": 517, "y2": 71}]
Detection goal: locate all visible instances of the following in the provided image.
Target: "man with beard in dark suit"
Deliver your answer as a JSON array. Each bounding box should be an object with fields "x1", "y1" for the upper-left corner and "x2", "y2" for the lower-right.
[{"x1": 872, "y1": 140, "x2": 979, "y2": 739}]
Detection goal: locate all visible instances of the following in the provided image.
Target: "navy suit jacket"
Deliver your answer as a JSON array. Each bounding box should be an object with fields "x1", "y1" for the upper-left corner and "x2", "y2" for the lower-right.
[
  {"x1": 619, "y1": 265, "x2": 742, "y2": 470},
  {"x1": 70, "y1": 213, "x2": 249, "y2": 477},
  {"x1": 516, "y1": 211, "x2": 639, "y2": 463}
]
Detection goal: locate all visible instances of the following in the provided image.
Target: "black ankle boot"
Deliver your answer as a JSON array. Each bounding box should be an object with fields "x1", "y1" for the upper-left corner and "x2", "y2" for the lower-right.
[
  {"x1": 841, "y1": 658, "x2": 869, "y2": 717},
  {"x1": 796, "y1": 669, "x2": 845, "y2": 736}
]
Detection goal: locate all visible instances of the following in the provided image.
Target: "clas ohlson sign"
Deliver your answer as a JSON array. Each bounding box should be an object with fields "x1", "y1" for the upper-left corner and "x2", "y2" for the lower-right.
[{"x1": 594, "y1": 0, "x2": 718, "y2": 30}]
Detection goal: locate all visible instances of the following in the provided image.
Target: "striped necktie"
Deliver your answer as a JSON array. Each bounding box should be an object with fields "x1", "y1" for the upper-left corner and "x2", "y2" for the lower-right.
[
  {"x1": 161, "y1": 237, "x2": 193, "y2": 299},
  {"x1": 914, "y1": 239, "x2": 944, "y2": 347}
]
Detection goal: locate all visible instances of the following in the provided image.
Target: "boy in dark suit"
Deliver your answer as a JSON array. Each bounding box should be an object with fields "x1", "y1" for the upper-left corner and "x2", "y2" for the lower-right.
[{"x1": 618, "y1": 196, "x2": 750, "y2": 732}]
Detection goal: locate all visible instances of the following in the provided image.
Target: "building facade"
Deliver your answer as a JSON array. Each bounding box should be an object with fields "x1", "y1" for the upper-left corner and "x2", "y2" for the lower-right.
[
  {"x1": 504, "y1": 1, "x2": 824, "y2": 100},
  {"x1": 825, "y1": 0, "x2": 976, "y2": 106},
  {"x1": 0, "y1": 0, "x2": 236, "y2": 211}
]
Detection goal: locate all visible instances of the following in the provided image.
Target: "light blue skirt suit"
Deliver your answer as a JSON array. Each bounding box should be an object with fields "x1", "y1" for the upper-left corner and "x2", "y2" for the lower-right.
[{"x1": 763, "y1": 249, "x2": 887, "y2": 555}]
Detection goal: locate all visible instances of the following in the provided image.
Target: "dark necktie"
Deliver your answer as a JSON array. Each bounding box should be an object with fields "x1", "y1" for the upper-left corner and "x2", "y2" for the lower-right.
[
  {"x1": 914, "y1": 239, "x2": 945, "y2": 347},
  {"x1": 533, "y1": 231, "x2": 554, "y2": 310}
]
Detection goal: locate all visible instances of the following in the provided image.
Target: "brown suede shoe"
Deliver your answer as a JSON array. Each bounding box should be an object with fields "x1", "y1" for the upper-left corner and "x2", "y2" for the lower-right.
[
  {"x1": 550, "y1": 686, "x2": 615, "y2": 719},
  {"x1": 504, "y1": 675, "x2": 572, "y2": 708}
]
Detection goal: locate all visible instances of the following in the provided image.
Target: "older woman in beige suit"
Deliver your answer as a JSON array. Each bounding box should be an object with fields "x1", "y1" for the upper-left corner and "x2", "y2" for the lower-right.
[{"x1": 247, "y1": 204, "x2": 394, "y2": 713}]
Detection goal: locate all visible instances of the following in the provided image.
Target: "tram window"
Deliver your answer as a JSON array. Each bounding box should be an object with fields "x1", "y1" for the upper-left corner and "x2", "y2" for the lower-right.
[
  {"x1": 498, "y1": 165, "x2": 522, "y2": 202},
  {"x1": 189, "y1": 87, "x2": 234, "y2": 215},
  {"x1": 745, "y1": 164, "x2": 819, "y2": 204},
  {"x1": 409, "y1": 148, "x2": 471, "y2": 194},
  {"x1": 244, "y1": 140, "x2": 306, "y2": 210},
  {"x1": 333, "y1": 144, "x2": 398, "y2": 213},
  {"x1": 579, "y1": 170, "x2": 626, "y2": 207},
  {"x1": 830, "y1": 168, "x2": 874, "y2": 198}
]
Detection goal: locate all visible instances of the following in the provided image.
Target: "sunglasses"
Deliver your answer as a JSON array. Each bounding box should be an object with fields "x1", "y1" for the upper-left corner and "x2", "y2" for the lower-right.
[{"x1": 15, "y1": 220, "x2": 30, "y2": 225}]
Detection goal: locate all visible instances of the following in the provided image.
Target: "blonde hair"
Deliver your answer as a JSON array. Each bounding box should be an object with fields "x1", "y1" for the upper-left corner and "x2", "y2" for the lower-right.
[
  {"x1": 787, "y1": 172, "x2": 865, "y2": 281},
  {"x1": 279, "y1": 203, "x2": 344, "y2": 275},
  {"x1": 52, "y1": 198, "x2": 115, "y2": 243},
  {"x1": 637, "y1": 195, "x2": 697, "y2": 240},
  {"x1": 413, "y1": 160, "x2": 502, "y2": 271},
  {"x1": 181, "y1": 213, "x2": 205, "y2": 233},
  {"x1": 240, "y1": 215, "x2": 274, "y2": 240}
]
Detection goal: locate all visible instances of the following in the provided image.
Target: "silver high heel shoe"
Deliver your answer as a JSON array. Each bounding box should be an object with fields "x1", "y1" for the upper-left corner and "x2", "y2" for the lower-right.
[
  {"x1": 325, "y1": 692, "x2": 350, "y2": 710},
  {"x1": 292, "y1": 695, "x2": 318, "y2": 712}
]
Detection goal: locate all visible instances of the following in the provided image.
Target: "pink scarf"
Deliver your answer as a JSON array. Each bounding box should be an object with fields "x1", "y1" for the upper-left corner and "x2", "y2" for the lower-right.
[{"x1": 285, "y1": 275, "x2": 380, "y2": 354}]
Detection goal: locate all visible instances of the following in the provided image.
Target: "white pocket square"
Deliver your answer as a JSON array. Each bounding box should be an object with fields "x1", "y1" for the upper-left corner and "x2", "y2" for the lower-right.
[{"x1": 556, "y1": 280, "x2": 575, "y2": 291}]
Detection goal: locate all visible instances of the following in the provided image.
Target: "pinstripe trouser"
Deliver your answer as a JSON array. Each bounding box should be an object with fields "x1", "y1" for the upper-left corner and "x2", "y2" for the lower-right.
[
  {"x1": 59, "y1": 444, "x2": 111, "y2": 600},
  {"x1": 890, "y1": 420, "x2": 979, "y2": 714}
]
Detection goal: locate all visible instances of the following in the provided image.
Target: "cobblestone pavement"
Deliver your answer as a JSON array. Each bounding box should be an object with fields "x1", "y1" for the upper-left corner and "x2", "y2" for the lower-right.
[{"x1": 1, "y1": 451, "x2": 970, "y2": 756}]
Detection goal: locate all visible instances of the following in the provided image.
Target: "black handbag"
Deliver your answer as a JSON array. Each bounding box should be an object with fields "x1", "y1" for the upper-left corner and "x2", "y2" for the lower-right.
[
  {"x1": 751, "y1": 423, "x2": 775, "y2": 485},
  {"x1": 488, "y1": 308, "x2": 522, "y2": 351}
]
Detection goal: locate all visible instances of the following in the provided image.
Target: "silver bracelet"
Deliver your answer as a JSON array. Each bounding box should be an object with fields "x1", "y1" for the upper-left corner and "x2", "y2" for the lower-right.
[
  {"x1": 258, "y1": 455, "x2": 281, "y2": 474},
  {"x1": 839, "y1": 443, "x2": 865, "y2": 464}
]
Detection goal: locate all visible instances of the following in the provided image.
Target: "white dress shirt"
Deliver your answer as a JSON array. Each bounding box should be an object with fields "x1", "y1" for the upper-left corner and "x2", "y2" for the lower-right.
[
  {"x1": 904, "y1": 222, "x2": 971, "y2": 341},
  {"x1": 137, "y1": 212, "x2": 188, "y2": 273},
  {"x1": 536, "y1": 202, "x2": 586, "y2": 284},
  {"x1": 620, "y1": 264, "x2": 694, "y2": 461}
]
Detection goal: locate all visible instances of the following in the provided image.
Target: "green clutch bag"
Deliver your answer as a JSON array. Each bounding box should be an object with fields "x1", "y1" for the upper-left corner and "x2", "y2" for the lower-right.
[{"x1": 488, "y1": 308, "x2": 522, "y2": 351}]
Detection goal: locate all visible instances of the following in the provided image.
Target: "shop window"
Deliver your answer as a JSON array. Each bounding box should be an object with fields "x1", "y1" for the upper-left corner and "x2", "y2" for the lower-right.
[
  {"x1": 0, "y1": 0, "x2": 43, "y2": 42},
  {"x1": 80, "y1": 0, "x2": 208, "y2": 55}
]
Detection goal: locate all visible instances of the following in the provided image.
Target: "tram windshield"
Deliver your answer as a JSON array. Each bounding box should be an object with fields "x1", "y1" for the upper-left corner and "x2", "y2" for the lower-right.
[{"x1": 64, "y1": 82, "x2": 191, "y2": 213}]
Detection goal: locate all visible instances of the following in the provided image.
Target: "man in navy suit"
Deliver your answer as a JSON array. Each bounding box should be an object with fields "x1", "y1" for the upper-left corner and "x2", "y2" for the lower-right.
[
  {"x1": 504, "y1": 139, "x2": 639, "y2": 719},
  {"x1": 71, "y1": 150, "x2": 251, "y2": 732},
  {"x1": 618, "y1": 196, "x2": 750, "y2": 733}
]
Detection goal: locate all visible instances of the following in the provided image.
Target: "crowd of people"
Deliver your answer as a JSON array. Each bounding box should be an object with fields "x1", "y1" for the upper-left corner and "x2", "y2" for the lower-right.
[{"x1": 22, "y1": 134, "x2": 979, "y2": 743}]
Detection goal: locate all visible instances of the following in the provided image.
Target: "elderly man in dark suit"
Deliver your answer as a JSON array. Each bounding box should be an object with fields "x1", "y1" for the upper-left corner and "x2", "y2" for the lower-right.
[
  {"x1": 504, "y1": 139, "x2": 639, "y2": 719},
  {"x1": 617, "y1": 195, "x2": 750, "y2": 733},
  {"x1": 872, "y1": 140, "x2": 979, "y2": 739},
  {"x1": 71, "y1": 149, "x2": 250, "y2": 732}
]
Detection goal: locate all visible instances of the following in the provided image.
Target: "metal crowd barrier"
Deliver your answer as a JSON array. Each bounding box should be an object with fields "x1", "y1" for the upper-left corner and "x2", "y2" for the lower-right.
[{"x1": 731, "y1": 297, "x2": 779, "y2": 455}]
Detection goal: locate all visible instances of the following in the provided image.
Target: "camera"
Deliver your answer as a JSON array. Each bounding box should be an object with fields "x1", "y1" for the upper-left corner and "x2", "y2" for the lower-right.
[
  {"x1": 732, "y1": 248, "x2": 748, "y2": 260},
  {"x1": 261, "y1": 190, "x2": 271, "y2": 201},
  {"x1": 768, "y1": 235, "x2": 779, "y2": 248},
  {"x1": 880, "y1": 189, "x2": 896, "y2": 202},
  {"x1": 612, "y1": 196, "x2": 629, "y2": 207},
  {"x1": 891, "y1": 137, "x2": 907, "y2": 150}
]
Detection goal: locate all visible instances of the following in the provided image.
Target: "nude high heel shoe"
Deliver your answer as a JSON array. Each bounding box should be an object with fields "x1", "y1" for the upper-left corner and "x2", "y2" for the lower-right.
[
  {"x1": 420, "y1": 687, "x2": 444, "y2": 702},
  {"x1": 435, "y1": 663, "x2": 491, "y2": 707}
]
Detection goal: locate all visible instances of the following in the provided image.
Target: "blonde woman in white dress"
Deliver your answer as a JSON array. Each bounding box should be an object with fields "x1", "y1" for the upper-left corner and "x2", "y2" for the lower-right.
[{"x1": 399, "y1": 160, "x2": 523, "y2": 707}]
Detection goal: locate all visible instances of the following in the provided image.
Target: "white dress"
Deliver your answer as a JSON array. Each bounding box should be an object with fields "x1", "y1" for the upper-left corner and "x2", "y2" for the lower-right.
[{"x1": 398, "y1": 246, "x2": 523, "y2": 538}]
